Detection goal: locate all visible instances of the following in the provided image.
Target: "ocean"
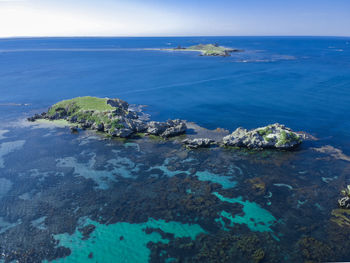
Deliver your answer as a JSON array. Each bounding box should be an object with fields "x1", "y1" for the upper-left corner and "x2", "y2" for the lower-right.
[{"x1": 0, "y1": 36, "x2": 350, "y2": 262}]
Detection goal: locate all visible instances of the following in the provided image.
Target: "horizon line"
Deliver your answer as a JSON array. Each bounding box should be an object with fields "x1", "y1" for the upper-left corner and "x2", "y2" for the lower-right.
[{"x1": 1, "y1": 35, "x2": 350, "y2": 40}]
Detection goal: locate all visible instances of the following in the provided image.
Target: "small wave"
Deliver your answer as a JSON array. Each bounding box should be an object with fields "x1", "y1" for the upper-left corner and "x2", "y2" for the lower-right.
[
  {"x1": 0, "y1": 130, "x2": 9, "y2": 140},
  {"x1": 235, "y1": 59, "x2": 272, "y2": 63},
  {"x1": 0, "y1": 103, "x2": 30, "y2": 106},
  {"x1": 233, "y1": 53, "x2": 296, "y2": 63},
  {"x1": 328, "y1": 47, "x2": 344, "y2": 52},
  {"x1": 113, "y1": 68, "x2": 275, "y2": 95}
]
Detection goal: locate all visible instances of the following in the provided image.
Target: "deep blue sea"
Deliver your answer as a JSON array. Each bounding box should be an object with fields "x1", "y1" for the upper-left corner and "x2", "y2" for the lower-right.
[
  {"x1": 0, "y1": 37, "x2": 350, "y2": 262},
  {"x1": 1, "y1": 37, "x2": 350, "y2": 151}
]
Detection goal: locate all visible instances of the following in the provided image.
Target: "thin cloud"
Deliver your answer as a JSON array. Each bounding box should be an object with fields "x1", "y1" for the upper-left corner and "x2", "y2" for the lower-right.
[{"x1": 0, "y1": 0, "x2": 27, "y2": 2}]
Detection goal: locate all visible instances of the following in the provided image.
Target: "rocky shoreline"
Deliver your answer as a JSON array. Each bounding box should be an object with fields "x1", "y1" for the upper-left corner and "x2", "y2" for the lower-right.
[{"x1": 28, "y1": 96, "x2": 304, "y2": 150}]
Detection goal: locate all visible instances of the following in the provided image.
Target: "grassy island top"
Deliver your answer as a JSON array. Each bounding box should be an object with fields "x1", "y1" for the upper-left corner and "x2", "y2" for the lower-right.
[
  {"x1": 164, "y1": 43, "x2": 240, "y2": 56},
  {"x1": 186, "y1": 44, "x2": 230, "y2": 52},
  {"x1": 48, "y1": 96, "x2": 115, "y2": 115}
]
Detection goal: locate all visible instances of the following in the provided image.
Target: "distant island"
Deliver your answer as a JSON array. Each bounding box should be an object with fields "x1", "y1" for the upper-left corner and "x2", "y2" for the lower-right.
[
  {"x1": 159, "y1": 44, "x2": 244, "y2": 57},
  {"x1": 28, "y1": 96, "x2": 304, "y2": 150}
]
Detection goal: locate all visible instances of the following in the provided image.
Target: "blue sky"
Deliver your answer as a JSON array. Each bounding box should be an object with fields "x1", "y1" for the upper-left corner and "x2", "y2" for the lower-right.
[{"x1": 0, "y1": 0, "x2": 349, "y2": 37}]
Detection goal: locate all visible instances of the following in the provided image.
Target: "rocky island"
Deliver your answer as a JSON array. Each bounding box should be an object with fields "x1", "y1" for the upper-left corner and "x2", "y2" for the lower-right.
[
  {"x1": 162, "y1": 44, "x2": 243, "y2": 57},
  {"x1": 28, "y1": 96, "x2": 186, "y2": 138},
  {"x1": 222, "y1": 124, "x2": 302, "y2": 149},
  {"x1": 28, "y1": 96, "x2": 303, "y2": 150}
]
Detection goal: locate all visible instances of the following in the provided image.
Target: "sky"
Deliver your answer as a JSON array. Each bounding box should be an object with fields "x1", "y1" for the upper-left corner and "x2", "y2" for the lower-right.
[{"x1": 0, "y1": 0, "x2": 349, "y2": 37}]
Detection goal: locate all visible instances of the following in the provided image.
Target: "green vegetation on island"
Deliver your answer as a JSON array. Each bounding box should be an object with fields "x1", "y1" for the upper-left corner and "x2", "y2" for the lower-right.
[
  {"x1": 222, "y1": 123, "x2": 303, "y2": 149},
  {"x1": 28, "y1": 96, "x2": 187, "y2": 138},
  {"x1": 45, "y1": 96, "x2": 125, "y2": 133},
  {"x1": 48, "y1": 96, "x2": 115, "y2": 114},
  {"x1": 163, "y1": 43, "x2": 243, "y2": 57},
  {"x1": 28, "y1": 96, "x2": 304, "y2": 150}
]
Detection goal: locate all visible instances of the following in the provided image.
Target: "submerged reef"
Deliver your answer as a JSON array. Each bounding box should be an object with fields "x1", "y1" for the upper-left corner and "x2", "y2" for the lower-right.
[
  {"x1": 331, "y1": 209, "x2": 350, "y2": 227},
  {"x1": 159, "y1": 232, "x2": 277, "y2": 263},
  {"x1": 0, "y1": 121, "x2": 349, "y2": 262},
  {"x1": 330, "y1": 185, "x2": 350, "y2": 230},
  {"x1": 297, "y1": 236, "x2": 333, "y2": 263},
  {"x1": 162, "y1": 44, "x2": 243, "y2": 57},
  {"x1": 312, "y1": 145, "x2": 350, "y2": 162},
  {"x1": 28, "y1": 96, "x2": 304, "y2": 150}
]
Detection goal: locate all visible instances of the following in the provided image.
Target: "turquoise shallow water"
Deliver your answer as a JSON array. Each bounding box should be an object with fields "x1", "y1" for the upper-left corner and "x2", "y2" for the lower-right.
[
  {"x1": 51, "y1": 218, "x2": 205, "y2": 263},
  {"x1": 0, "y1": 37, "x2": 350, "y2": 262},
  {"x1": 214, "y1": 192, "x2": 276, "y2": 233}
]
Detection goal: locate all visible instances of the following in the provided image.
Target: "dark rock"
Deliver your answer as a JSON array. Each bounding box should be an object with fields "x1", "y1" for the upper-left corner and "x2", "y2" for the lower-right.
[
  {"x1": 27, "y1": 112, "x2": 47, "y2": 122},
  {"x1": 50, "y1": 107, "x2": 67, "y2": 119},
  {"x1": 27, "y1": 113, "x2": 42, "y2": 122},
  {"x1": 92, "y1": 123, "x2": 104, "y2": 132},
  {"x1": 161, "y1": 119, "x2": 187, "y2": 137},
  {"x1": 125, "y1": 119, "x2": 148, "y2": 132},
  {"x1": 125, "y1": 111, "x2": 138, "y2": 119},
  {"x1": 146, "y1": 121, "x2": 168, "y2": 135},
  {"x1": 146, "y1": 120, "x2": 186, "y2": 137},
  {"x1": 27, "y1": 117, "x2": 35, "y2": 122},
  {"x1": 110, "y1": 128, "x2": 134, "y2": 138},
  {"x1": 107, "y1": 98, "x2": 129, "y2": 111},
  {"x1": 69, "y1": 115, "x2": 78, "y2": 123},
  {"x1": 78, "y1": 118, "x2": 86, "y2": 124},
  {"x1": 81, "y1": 122, "x2": 93, "y2": 129},
  {"x1": 70, "y1": 126, "x2": 78, "y2": 133}
]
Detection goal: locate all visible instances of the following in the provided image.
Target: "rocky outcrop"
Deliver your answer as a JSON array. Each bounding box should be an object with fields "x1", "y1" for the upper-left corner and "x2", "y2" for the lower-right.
[
  {"x1": 338, "y1": 197, "x2": 350, "y2": 209},
  {"x1": 28, "y1": 97, "x2": 187, "y2": 139},
  {"x1": 338, "y1": 185, "x2": 350, "y2": 209},
  {"x1": 166, "y1": 44, "x2": 244, "y2": 57},
  {"x1": 222, "y1": 123, "x2": 302, "y2": 149},
  {"x1": 182, "y1": 138, "x2": 215, "y2": 149},
  {"x1": 146, "y1": 119, "x2": 186, "y2": 137},
  {"x1": 107, "y1": 98, "x2": 129, "y2": 110},
  {"x1": 28, "y1": 97, "x2": 306, "y2": 151},
  {"x1": 70, "y1": 126, "x2": 78, "y2": 133},
  {"x1": 27, "y1": 112, "x2": 47, "y2": 122}
]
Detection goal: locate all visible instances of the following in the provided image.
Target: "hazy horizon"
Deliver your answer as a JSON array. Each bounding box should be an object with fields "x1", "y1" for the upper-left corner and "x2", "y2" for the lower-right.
[
  {"x1": 1, "y1": 35, "x2": 350, "y2": 39},
  {"x1": 1, "y1": 0, "x2": 350, "y2": 38}
]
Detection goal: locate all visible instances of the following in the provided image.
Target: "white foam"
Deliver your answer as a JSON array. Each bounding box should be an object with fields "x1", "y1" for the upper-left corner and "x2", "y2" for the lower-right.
[
  {"x1": 0, "y1": 130, "x2": 9, "y2": 140},
  {"x1": 31, "y1": 216, "x2": 47, "y2": 230}
]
